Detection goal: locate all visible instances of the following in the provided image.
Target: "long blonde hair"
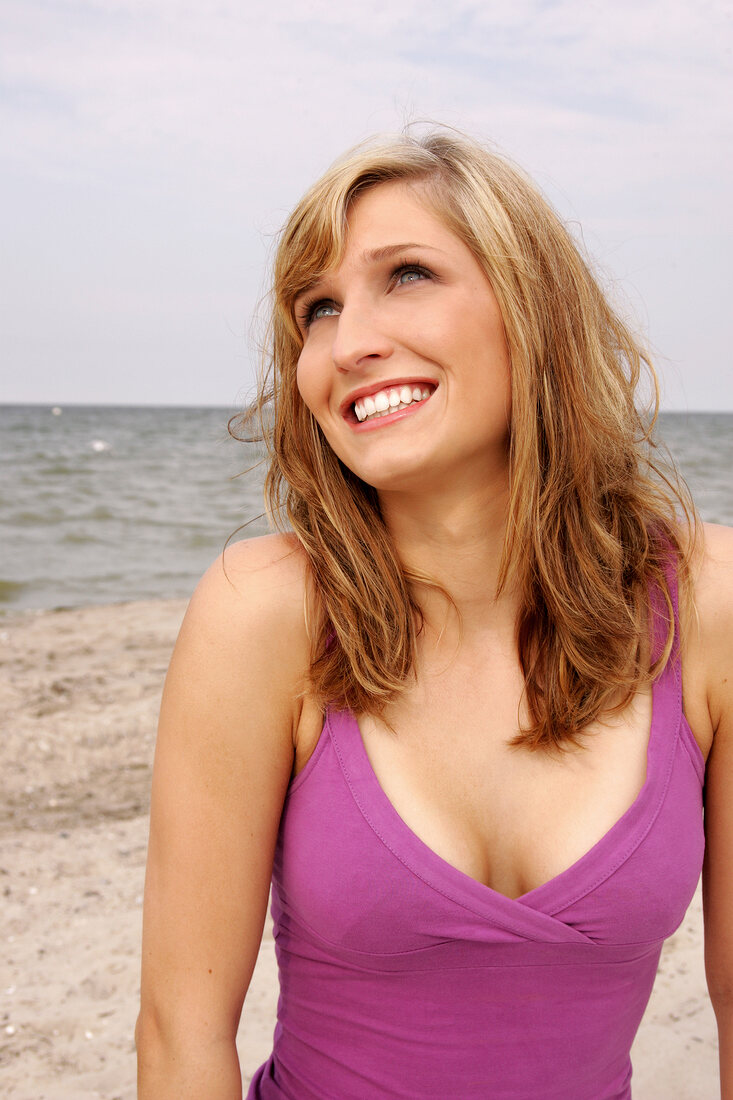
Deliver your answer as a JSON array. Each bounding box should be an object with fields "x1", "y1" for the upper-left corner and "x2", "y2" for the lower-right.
[{"x1": 235, "y1": 128, "x2": 695, "y2": 749}]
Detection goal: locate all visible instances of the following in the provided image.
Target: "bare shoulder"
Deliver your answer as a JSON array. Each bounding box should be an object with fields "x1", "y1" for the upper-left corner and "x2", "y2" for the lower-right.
[
  {"x1": 180, "y1": 533, "x2": 310, "y2": 690},
  {"x1": 191, "y1": 531, "x2": 308, "y2": 632},
  {"x1": 151, "y1": 530, "x2": 312, "y2": 833},
  {"x1": 690, "y1": 523, "x2": 733, "y2": 646},
  {"x1": 683, "y1": 523, "x2": 733, "y2": 751},
  {"x1": 691, "y1": 521, "x2": 733, "y2": 596},
  {"x1": 157, "y1": 532, "x2": 314, "y2": 777}
]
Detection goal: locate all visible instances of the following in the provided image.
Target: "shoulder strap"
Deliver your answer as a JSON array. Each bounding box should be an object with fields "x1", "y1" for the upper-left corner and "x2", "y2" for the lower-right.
[{"x1": 650, "y1": 558, "x2": 680, "y2": 673}]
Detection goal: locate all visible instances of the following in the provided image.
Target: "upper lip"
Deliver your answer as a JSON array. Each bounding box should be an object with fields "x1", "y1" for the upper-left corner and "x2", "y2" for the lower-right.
[{"x1": 339, "y1": 378, "x2": 437, "y2": 417}]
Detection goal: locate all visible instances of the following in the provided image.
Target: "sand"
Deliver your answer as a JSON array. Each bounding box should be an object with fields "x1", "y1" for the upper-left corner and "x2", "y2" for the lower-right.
[{"x1": 0, "y1": 599, "x2": 718, "y2": 1098}]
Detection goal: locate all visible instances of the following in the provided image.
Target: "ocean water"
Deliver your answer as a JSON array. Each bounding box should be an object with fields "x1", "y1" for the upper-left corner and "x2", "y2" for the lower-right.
[
  {"x1": 1, "y1": 405, "x2": 731, "y2": 613},
  {"x1": 0, "y1": 405, "x2": 269, "y2": 612}
]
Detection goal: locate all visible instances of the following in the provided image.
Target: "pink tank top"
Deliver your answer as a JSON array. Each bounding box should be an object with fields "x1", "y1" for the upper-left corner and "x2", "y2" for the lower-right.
[{"x1": 247, "y1": 580, "x2": 705, "y2": 1099}]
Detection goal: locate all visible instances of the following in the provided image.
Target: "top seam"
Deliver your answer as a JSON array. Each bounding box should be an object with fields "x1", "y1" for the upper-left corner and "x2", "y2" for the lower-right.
[
  {"x1": 545, "y1": 696, "x2": 681, "y2": 915},
  {"x1": 327, "y1": 713, "x2": 591, "y2": 944},
  {"x1": 546, "y1": 567, "x2": 687, "y2": 914}
]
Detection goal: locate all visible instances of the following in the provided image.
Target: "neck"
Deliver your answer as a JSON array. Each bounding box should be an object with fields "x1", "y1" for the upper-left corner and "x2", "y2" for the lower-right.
[{"x1": 378, "y1": 475, "x2": 519, "y2": 638}]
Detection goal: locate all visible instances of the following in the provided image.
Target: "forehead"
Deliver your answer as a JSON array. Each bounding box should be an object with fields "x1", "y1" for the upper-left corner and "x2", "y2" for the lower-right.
[{"x1": 343, "y1": 180, "x2": 455, "y2": 254}]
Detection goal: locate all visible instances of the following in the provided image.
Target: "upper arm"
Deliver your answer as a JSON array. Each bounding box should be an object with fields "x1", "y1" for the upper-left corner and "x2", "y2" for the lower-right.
[
  {"x1": 139, "y1": 534, "x2": 310, "y2": 1039},
  {"x1": 693, "y1": 525, "x2": 733, "y2": 1004}
]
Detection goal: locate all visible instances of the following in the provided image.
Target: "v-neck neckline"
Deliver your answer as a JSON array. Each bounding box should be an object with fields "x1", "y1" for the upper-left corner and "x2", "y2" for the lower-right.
[{"x1": 326, "y1": 652, "x2": 680, "y2": 927}]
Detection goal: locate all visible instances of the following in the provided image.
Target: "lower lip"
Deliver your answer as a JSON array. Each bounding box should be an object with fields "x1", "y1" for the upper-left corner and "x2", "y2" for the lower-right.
[{"x1": 349, "y1": 395, "x2": 432, "y2": 432}]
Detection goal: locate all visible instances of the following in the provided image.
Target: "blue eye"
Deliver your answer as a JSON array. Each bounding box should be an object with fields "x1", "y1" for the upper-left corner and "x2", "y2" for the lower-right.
[
  {"x1": 297, "y1": 299, "x2": 338, "y2": 328},
  {"x1": 311, "y1": 302, "x2": 338, "y2": 320},
  {"x1": 396, "y1": 265, "x2": 430, "y2": 285}
]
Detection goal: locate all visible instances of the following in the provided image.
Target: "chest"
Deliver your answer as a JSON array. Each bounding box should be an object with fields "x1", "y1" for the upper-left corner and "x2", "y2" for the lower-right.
[{"x1": 358, "y1": 654, "x2": 653, "y2": 900}]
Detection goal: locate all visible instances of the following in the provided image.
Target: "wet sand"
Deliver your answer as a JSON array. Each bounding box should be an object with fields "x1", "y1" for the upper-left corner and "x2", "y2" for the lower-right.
[{"x1": 0, "y1": 600, "x2": 718, "y2": 1098}]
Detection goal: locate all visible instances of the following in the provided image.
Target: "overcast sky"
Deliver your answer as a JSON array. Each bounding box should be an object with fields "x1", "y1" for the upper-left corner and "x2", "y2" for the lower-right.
[{"x1": 1, "y1": 0, "x2": 731, "y2": 410}]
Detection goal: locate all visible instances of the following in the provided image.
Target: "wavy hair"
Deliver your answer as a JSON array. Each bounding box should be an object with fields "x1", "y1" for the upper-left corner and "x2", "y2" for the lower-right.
[{"x1": 234, "y1": 128, "x2": 696, "y2": 749}]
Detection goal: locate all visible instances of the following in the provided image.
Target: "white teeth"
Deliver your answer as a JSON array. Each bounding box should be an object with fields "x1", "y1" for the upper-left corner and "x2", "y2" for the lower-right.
[{"x1": 352, "y1": 384, "x2": 433, "y2": 423}]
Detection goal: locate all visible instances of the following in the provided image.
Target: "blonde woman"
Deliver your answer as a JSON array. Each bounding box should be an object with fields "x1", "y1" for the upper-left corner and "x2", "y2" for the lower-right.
[{"x1": 136, "y1": 130, "x2": 733, "y2": 1099}]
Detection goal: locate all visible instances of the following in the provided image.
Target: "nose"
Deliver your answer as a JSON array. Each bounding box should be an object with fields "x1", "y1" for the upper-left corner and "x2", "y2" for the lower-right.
[{"x1": 330, "y1": 301, "x2": 393, "y2": 374}]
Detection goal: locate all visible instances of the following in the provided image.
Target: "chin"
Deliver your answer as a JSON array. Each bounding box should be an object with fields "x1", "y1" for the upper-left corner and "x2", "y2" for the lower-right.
[{"x1": 350, "y1": 464, "x2": 433, "y2": 496}]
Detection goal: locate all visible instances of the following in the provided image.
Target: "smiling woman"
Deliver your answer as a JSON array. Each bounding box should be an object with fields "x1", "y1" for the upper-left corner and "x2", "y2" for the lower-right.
[
  {"x1": 293, "y1": 181, "x2": 512, "y2": 498},
  {"x1": 136, "y1": 129, "x2": 733, "y2": 1100}
]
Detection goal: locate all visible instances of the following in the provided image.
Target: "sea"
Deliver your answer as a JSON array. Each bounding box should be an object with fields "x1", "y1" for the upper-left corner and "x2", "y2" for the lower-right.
[{"x1": 1, "y1": 404, "x2": 731, "y2": 613}]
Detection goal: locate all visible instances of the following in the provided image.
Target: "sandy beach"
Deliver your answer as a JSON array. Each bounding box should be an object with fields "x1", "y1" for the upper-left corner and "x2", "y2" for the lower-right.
[{"x1": 0, "y1": 599, "x2": 718, "y2": 1098}]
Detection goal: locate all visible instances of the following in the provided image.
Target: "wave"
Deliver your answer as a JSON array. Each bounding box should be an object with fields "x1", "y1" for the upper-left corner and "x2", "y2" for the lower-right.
[
  {"x1": 5, "y1": 505, "x2": 116, "y2": 526},
  {"x1": 87, "y1": 505, "x2": 116, "y2": 521},
  {"x1": 0, "y1": 578, "x2": 27, "y2": 603},
  {"x1": 6, "y1": 510, "x2": 63, "y2": 525},
  {"x1": 38, "y1": 463, "x2": 76, "y2": 477},
  {"x1": 60, "y1": 531, "x2": 101, "y2": 545},
  {"x1": 186, "y1": 531, "x2": 222, "y2": 550}
]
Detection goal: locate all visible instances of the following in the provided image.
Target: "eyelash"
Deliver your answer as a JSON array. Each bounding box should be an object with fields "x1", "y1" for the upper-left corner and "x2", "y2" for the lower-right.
[{"x1": 297, "y1": 259, "x2": 433, "y2": 329}]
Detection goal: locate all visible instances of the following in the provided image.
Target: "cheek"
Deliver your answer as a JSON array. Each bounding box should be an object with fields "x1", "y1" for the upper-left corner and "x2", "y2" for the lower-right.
[
  {"x1": 295, "y1": 351, "x2": 322, "y2": 420},
  {"x1": 295, "y1": 351, "x2": 342, "y2": 455}
]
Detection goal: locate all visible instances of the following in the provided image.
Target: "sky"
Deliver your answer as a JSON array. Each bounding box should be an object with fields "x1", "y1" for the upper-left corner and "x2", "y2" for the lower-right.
[{"x1": 1, "y1": 0, "x2": 731, "y2": 410}]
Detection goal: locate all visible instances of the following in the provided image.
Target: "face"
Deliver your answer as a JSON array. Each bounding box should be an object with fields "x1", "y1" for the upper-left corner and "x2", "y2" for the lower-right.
[{"x1": 294, "y1": 181, "x2": 512, "y2": 500}]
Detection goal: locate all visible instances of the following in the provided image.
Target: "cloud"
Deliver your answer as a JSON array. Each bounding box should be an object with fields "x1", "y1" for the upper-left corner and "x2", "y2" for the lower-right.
[{"x1": 1, "y1": 0, "x2": 731, "y2": 405}]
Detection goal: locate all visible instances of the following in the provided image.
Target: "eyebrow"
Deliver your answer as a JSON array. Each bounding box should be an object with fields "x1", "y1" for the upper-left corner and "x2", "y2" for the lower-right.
[{"x1": 359, "y1": 242, "x2": 443, "y2": 263}]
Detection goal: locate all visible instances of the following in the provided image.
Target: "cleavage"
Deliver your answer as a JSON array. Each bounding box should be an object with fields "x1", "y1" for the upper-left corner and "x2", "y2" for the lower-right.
[{"x1": 357, "y1": 684, "x2": 652, "y2": 900}]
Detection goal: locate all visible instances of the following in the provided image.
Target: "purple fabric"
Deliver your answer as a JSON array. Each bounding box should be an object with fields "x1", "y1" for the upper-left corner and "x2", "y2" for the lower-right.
[{"x1": 246, "y1": 582, "x2": 705, "y2": 1099}]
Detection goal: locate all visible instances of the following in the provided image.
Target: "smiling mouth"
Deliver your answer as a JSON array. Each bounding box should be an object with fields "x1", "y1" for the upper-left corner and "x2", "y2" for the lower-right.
[{"x1": 352, "y1": 384, "x2": 433, "y2": 424}]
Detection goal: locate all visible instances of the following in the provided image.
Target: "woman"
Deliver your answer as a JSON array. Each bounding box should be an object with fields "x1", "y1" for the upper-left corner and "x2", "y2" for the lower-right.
[{"x1": 136, "y1": 130, "x2": 733, "y2": 1098}]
